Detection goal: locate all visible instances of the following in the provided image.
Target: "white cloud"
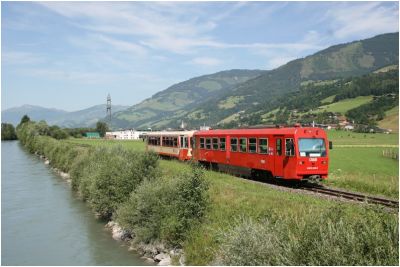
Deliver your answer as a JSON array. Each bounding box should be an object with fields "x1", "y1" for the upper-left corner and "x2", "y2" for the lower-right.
[
  {"x1": 93, "y1": 34, "x2": 147, "y2": 56},
  {"x1": 325, "y1": 2, "x2": 399, "y2": 39},
  {"x1": 190, "y1": 57, "x2": 222, "y2": 66},
  {"x1": 2, "y1": 51, "x2": 43, "y2": 65}
]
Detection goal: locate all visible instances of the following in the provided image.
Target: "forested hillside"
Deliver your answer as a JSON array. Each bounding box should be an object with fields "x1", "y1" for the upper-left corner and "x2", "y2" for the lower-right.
[
  {"x1": 109, "y1": 32, "x2": 398, "y2": 130},
  {"x1": 233, "y1": 67, "x2": 398, "y2": 129},
  {"x1": 111, "y1": 69, "x2": 265, "y2": 129}
]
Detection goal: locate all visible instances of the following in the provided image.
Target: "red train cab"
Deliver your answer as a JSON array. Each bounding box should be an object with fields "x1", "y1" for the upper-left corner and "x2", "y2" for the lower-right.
[
  {"x1": 146, "y1": 131, "x2": 195, "y2": 161},
  {"x1": 193, "y1": 127, "x2": 329, "y2": 180}
]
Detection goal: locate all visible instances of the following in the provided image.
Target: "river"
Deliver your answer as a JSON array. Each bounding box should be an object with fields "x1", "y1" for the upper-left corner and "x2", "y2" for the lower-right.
[{"x1": 1, "y1": 141, "x2": 152, "y2": 265}]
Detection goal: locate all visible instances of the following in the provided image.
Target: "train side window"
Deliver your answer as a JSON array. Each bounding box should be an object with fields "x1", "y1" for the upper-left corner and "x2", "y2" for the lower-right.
[
  {"x1": 249, "y1": 138, "x2": 257, "y2": 153},
  {"x1": 231, "y1": 138, "x2": 238, "y2": 152},
  {"x1": 200, "y1": 138, "x2": 205, "y2": 149},
  {"x1": 276, "y1": 138, "x2": 282, "y2": 156},
  {"x1": 212, "y1": 138, "x2": 219, "y2": 150},
  {"x1": 285, "y1": 138, "x2": 295, "y2": 156},
  {"x1": 240, "y1": 138, "x2": 247, "y2": 152},
  {"x1": 173, "y1": 137, "x2": 178, "y2": 147},
  {"x1": 206, "y1": 138, "x2": 212, "y2": 149},
  {"x1": 259, "y1": 138, "x2": 268, "y2": 154},
  {"x1": 220, "y1": 138, "x2": 226, "y2": 151}
]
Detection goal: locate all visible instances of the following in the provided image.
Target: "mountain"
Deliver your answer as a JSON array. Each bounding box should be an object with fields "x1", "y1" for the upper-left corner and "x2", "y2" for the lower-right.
[
  {"x1": 50, "y1": 104, "x2": 128, "y2": 128},
  {"x1": 2, "y1": 104, "x2": 129, "y2": 128},
  {"x1": 110, "y1": 32, "x2": 399, "y2": 130},
  {"x1": 111, "y1": 69, "x2": 265, "y2": 129},
  {"x1": 183, "y1": 32, "x2": 399, "y2": 128},
  {"x1": 1, "y1": 105, "x2": 68, "y2": 126}
]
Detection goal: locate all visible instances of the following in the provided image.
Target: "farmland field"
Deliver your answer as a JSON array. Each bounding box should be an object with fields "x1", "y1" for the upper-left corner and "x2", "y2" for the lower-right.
[
  {"x1": 378, "y1": 106, "x2": 399, "y2": 133},
  {"x1": 317, "y1": 95, "x2": 373, "y2": 114},
  {"x1": 328, "y1": 129, "x2": 398, "y2": 146}
]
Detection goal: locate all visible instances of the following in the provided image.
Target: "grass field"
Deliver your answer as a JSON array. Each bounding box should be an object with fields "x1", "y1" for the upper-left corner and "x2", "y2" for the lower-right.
[
  {"x1": 66, "y1": 136, "x2": 398, "y2": 264},
  {"x1": 327, "y1": 147, "x2": 398, "y2": 198},
  {"x1": 158, "y1": 159, "x2": 397, "y2": 265},
  {"x1": 378, "y1": 106, "x2": 399, "y2": 133},
  {"x1": 328, "y1": 129, "x2": 399, "y2": 146},
  {"x1": 317, "y1": 95, "x2": 373, "y2": 114}
]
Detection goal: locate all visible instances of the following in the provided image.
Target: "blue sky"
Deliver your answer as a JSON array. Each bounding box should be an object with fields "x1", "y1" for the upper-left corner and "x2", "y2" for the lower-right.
[{"x1": 2, "y1": 1, "x2": 399, "y2": 111}]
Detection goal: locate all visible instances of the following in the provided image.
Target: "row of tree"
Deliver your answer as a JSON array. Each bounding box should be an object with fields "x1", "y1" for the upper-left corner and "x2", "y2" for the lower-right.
[{"x1": 1, "y1": 114, "x2": 110, "y2": 140}]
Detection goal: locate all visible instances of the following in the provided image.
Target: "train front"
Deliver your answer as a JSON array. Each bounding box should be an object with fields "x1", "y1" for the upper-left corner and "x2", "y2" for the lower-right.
[{"x1": 295, "y1": 128, "x2": 329, "y2": 181}]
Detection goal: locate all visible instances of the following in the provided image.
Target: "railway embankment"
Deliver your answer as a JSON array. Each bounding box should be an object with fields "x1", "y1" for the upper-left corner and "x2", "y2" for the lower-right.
[{"x1": 17, "y1": 121, "x2": 398, "y2": 266}]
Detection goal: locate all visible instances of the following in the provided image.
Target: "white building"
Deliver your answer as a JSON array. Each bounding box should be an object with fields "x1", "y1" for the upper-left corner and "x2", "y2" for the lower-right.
[{"x1": 106, "y1": 129, "x2": 148, "y2": 140}]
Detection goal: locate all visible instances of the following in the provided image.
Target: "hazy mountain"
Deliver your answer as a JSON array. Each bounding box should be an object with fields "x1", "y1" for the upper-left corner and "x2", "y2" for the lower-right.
[
  {"x1": 2, "y1": 104, "x2": 128, "y2": 127},
  {"x1": 50, "y1": 104, "x2": 128, "y2": 128},
  {"x1": 1, "y1": 105, "x2": 68, "y2": 126}
]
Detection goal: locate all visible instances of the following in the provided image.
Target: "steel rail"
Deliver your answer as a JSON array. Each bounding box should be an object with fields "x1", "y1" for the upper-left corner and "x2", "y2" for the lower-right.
[{"x1": 301, "y1": 185, "x2": 399, "y2": 208}]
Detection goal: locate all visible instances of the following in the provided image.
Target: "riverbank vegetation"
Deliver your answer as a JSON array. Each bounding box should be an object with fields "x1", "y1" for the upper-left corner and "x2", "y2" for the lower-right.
[
  {"x1": 16, "y1": 121, "x2": 209, "y2": 252},
  {"x1": 1, "y1": 123, "x2": 17, "y2": 140},
  {"x1": 17, "y1": 121, "x2": 398, "y2": 265}
]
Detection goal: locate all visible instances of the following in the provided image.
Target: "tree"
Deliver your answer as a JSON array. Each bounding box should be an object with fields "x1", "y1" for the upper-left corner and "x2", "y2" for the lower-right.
[
  {"x1": 96, "y1": 121, "x2": 109, "y2": 137},
  {"x1": 1, "y1": 123, "x2": 17, "y2": 140},
  {"x1": 19, "y1": 115, "x2": 31, "y2": 125}
]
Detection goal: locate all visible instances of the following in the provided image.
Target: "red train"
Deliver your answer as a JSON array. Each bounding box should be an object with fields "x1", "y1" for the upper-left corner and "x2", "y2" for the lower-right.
[{"x1": 146, "y1": 126, "x2": 330, "y2": 181}]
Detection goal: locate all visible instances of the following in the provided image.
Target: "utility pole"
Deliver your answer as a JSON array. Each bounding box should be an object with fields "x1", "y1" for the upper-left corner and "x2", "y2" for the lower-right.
[{"x1": 106, "y1": 93, "x2": 112, "y2": 130}]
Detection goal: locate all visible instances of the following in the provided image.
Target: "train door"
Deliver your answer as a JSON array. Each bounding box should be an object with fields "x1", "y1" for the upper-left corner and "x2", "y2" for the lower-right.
[
  {"x1": 273, "y1": 135, "x2": 284, "y2": 177},
  {"x1": 180, "y1": 135, "x2": 188, "y2": 159}
]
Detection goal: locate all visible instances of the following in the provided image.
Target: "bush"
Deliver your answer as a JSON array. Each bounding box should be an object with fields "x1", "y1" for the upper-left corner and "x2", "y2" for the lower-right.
[
  {"x1": 1, "y1": 123, "x2": 17, "y2": 140},
  {"x1": 294, "y1": 206, "x2": 398, "y2": 265},
  {"x1": 217, "y1": 206, "x2": 398, "y2": 266},
  {"x1": 217, "y1": 216, "x2": 293, "y2": 265},
  {"x1": 117, "y1": 163, "x2": 209, "y2": 246},
  {"x1": 71, "y1": 146, "x2": 159, "y2": 219}
]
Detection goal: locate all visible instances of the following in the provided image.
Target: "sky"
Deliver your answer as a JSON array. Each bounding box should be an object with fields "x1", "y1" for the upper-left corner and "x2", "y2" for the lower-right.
[{"x1": 1, "y1": 1, "x2": 399, "y2": 111}]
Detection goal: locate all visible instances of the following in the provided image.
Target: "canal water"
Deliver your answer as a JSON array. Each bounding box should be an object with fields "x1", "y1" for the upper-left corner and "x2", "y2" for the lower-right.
[{"x1": 1, "y1": 141, "x2": 152, "y2": 265}]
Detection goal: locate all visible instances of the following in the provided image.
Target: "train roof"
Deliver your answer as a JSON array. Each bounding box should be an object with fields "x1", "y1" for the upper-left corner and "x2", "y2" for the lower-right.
[
  {"x1": 146, "y1": 130, "x2": 196, "y2": 136},
  {"x1": 194, "y1": 127, "x2": 326, "y2": 136}
]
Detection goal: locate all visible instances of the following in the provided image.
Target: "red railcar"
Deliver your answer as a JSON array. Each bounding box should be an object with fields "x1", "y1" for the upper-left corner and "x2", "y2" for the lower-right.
[
  {"x1": 146, "y1": 131, "x2": 195, "y2": 161},
  {"x1": 146, "y1": 127, "x2": 329, "y2": 181},
  {"x1": 193, "y1": 127, "x2": 329, "y2": 180}
]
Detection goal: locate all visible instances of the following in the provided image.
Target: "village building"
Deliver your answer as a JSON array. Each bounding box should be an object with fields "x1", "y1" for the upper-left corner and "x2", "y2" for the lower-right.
[{"x1": 105, "y1": 129, "x2": 149, "y2": 140}]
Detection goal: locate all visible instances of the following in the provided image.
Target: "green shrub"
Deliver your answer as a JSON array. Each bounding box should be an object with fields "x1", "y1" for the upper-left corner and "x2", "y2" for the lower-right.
[
  {"x1": 70, "y1": 146, "x2": 159, "y2": 219},
  {"x1": 117, "y1": 163, "x2": 209, "y2": 246},
  {"x1": 294, "y1": 206, "x2": 399, "y2": 265},
  {"x1": 217, "y1": 206, "x2": 398, "y2": 266},
  {"x1": 217, "y1": 216, "x2": 293, "y2": 265}
]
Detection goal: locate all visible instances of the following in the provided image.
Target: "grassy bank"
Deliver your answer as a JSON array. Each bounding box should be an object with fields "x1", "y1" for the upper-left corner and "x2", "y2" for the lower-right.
[
  {"x1": 16, "y1": 122, "x2": 209, "y2": 257},
  {"x1": 19, "y1": 122, "x2": 398, "y2": 265}
]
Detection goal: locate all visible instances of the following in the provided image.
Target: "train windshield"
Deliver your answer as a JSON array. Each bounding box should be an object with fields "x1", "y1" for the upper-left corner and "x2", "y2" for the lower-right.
[{"x1": 298, "y1": 138, "x2": 326, "y2": 157}]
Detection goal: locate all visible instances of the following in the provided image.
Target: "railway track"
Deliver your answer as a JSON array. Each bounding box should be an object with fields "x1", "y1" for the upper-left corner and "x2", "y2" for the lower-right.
[{"x1": 300, "y1": 185, "x2": 399, "y2": 209}]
